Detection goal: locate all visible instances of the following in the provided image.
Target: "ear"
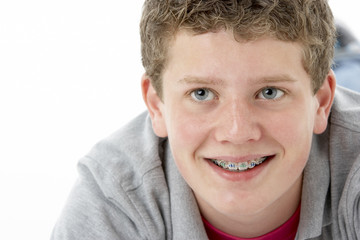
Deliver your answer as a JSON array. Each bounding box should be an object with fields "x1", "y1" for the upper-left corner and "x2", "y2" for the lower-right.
[
  {"x1": 313, "y1": 69, "x2": 336, "y2": 134},
  {"x1": 141, "y1": 74, "x2": 168, "y2": 137}
]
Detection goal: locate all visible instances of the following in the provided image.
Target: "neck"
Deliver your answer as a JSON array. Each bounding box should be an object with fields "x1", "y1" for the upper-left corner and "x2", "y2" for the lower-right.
[{"x1": 198, "y1": 174, "x2": 302, "y2": 238}]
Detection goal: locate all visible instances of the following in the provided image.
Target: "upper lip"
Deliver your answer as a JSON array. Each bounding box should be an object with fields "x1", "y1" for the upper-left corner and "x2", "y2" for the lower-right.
[{"x1": 205, "y1": 154, "x2": 273, "y2": 163}]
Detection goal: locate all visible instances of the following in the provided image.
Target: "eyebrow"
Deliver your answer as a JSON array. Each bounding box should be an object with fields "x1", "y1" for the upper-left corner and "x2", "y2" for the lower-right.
[
  {"x1": 178, "y1": 76, "x2": 225, "y2": 86},
  {"x1": 178, "y1": 74, "x2": 297, "y2": 86},
  {"x1": 254, "y1": 74, "x2": 298, "y2": 85}
]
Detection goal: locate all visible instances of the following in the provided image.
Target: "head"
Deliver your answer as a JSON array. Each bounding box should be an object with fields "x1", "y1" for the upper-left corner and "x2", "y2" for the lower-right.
[
  {"x1": 140, "y1": 0, "x2": 336, "y2": 237},
  {"x1": 140, "y1": 0, "x2": 336, "y2": 99}
]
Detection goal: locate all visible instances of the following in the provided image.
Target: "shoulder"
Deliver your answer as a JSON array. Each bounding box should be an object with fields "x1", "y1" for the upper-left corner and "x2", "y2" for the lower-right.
[
  {"x1": 52, "y1": 112, "x2": 171, "y2": 240},
  {"x1": 337, "y1": 154, "x2": 360, "y2": 239},
  {"x1": 327, "y1": 87, "x2": 360, "y2": 176},
  {"x1": 330, "y1": 86, "x2": 360, "y2": 132},
  {"x1": 326, "y1": 87, "x2": 360, "y2": 239},
  {"x1": 327, "y1": 87, "x2": 360, "y2": 178},
  {"x1": 83, "y1": 111, "x2": 166, "y2": 192},
  {"x1": 79, "y1": 111, "x2": 170, "y2": 214}
]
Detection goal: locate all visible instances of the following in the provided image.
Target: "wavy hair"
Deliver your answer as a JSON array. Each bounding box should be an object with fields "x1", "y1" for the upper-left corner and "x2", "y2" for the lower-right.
[{"x1": 140, "y1": 0, "x2": 336, "y2": 98}]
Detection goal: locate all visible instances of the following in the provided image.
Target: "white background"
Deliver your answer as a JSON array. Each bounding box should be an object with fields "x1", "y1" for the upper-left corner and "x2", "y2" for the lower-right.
[{"x1": 0, "y1": 1, "x2": 359, "y2": 239}]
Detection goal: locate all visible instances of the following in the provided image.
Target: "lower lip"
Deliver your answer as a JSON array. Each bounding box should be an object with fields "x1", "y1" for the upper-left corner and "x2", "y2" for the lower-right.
[{"x1": 206, "y1": 156, "x2": 274, "y2": 182}]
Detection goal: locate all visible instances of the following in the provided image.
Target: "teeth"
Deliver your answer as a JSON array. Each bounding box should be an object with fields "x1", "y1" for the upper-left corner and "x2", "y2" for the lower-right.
[{"x1": 210, "y1": 157, "x2": 267, "y2": 172}]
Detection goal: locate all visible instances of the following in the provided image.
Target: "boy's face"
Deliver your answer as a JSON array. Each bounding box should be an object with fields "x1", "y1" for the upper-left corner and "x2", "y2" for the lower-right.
[{"x1": 143, "y1": 30, "x2": 334, "y2": 225}]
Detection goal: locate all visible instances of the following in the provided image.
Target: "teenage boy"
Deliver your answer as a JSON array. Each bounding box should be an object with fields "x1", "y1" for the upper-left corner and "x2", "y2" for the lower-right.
[{"x1": 51, "y1": 0, "x2": 360, "y2": 239}]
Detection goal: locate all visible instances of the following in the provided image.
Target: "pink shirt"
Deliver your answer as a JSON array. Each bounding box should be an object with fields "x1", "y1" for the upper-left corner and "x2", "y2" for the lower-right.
[{"x1": 202, "y1": 204, "x2": 301, "y2": 240}]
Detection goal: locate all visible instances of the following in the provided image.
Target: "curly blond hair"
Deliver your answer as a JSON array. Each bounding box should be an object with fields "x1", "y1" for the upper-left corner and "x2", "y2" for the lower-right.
[{"x1": 140, "y1": 0, "x2": 336, "y2": 98}]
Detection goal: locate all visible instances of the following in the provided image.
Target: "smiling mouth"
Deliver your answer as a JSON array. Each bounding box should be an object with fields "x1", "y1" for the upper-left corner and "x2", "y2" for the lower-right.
[{"x1": 208, "y1": 155, "x2": 274, "y2": 172}]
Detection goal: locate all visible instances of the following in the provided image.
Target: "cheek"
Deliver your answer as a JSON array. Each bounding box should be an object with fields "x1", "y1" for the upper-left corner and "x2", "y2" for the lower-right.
[
  {"x1": 270, "y1": 108, "x2": 315, "y2": 169},
  {"x1": 264, "y1": 110, "x2": 313, "y2": 188},
  {"x1": 165, "y1": 112, "x2": 211, "y2": 180},
  {"x1": 263, "y1": 107, "x2": 315, "y2": 179},
  {"x1": 166, "y1": 108, "x2": 211, "y2": 148},
  {"x1": 266, "y1": 103, "x2": 315, "y2": 144}
]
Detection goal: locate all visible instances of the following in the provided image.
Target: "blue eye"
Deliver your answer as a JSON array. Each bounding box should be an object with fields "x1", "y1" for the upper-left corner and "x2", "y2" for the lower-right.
[
  {"x1": 258, "y1": 87, "x2": 284, "y2": 100},
  {"x1": 190, "y1": 88, "x2": 215, "y2": 101}
]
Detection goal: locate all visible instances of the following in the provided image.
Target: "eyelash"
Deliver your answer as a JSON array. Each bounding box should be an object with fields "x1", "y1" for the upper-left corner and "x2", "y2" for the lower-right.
[
  {"x1": 187, "y1": 88, "x2": 218, "y2": 103},
  {"x1": 186, "y1": 86, "x2": 287, "y2": 103},
  {"x1": 256, "y1": 86, "x2": 287, "y2": 101}
]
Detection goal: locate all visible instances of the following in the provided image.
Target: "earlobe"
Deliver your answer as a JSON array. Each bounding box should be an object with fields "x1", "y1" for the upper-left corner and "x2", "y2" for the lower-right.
[
  {"x1": 141, "y1": 74, "x2": 168, "y2": 137},
  {"x1": 313, "y1": 70, "x2": 336, "y2": 134}
]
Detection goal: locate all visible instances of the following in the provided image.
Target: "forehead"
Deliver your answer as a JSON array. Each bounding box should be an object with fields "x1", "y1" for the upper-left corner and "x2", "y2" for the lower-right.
[{"x1": 163, "y1": 30, "x2": 309, "y2": 86}]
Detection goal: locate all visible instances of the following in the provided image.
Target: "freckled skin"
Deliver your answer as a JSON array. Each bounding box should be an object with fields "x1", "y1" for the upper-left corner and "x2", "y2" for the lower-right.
[{"x1": 143, "y1": 30, "x2": 334, "y2": 238}]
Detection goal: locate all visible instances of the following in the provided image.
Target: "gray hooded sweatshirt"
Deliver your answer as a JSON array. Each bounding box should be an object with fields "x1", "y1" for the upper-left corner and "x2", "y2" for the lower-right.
[{"x1": 51, "y1": 86, "x2": 360, "y2": 240}]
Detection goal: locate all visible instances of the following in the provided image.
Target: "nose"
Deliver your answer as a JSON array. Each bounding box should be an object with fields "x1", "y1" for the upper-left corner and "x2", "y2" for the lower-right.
[{"x1": 213, "y1": 100, "x2": 262, "y2": 144}]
